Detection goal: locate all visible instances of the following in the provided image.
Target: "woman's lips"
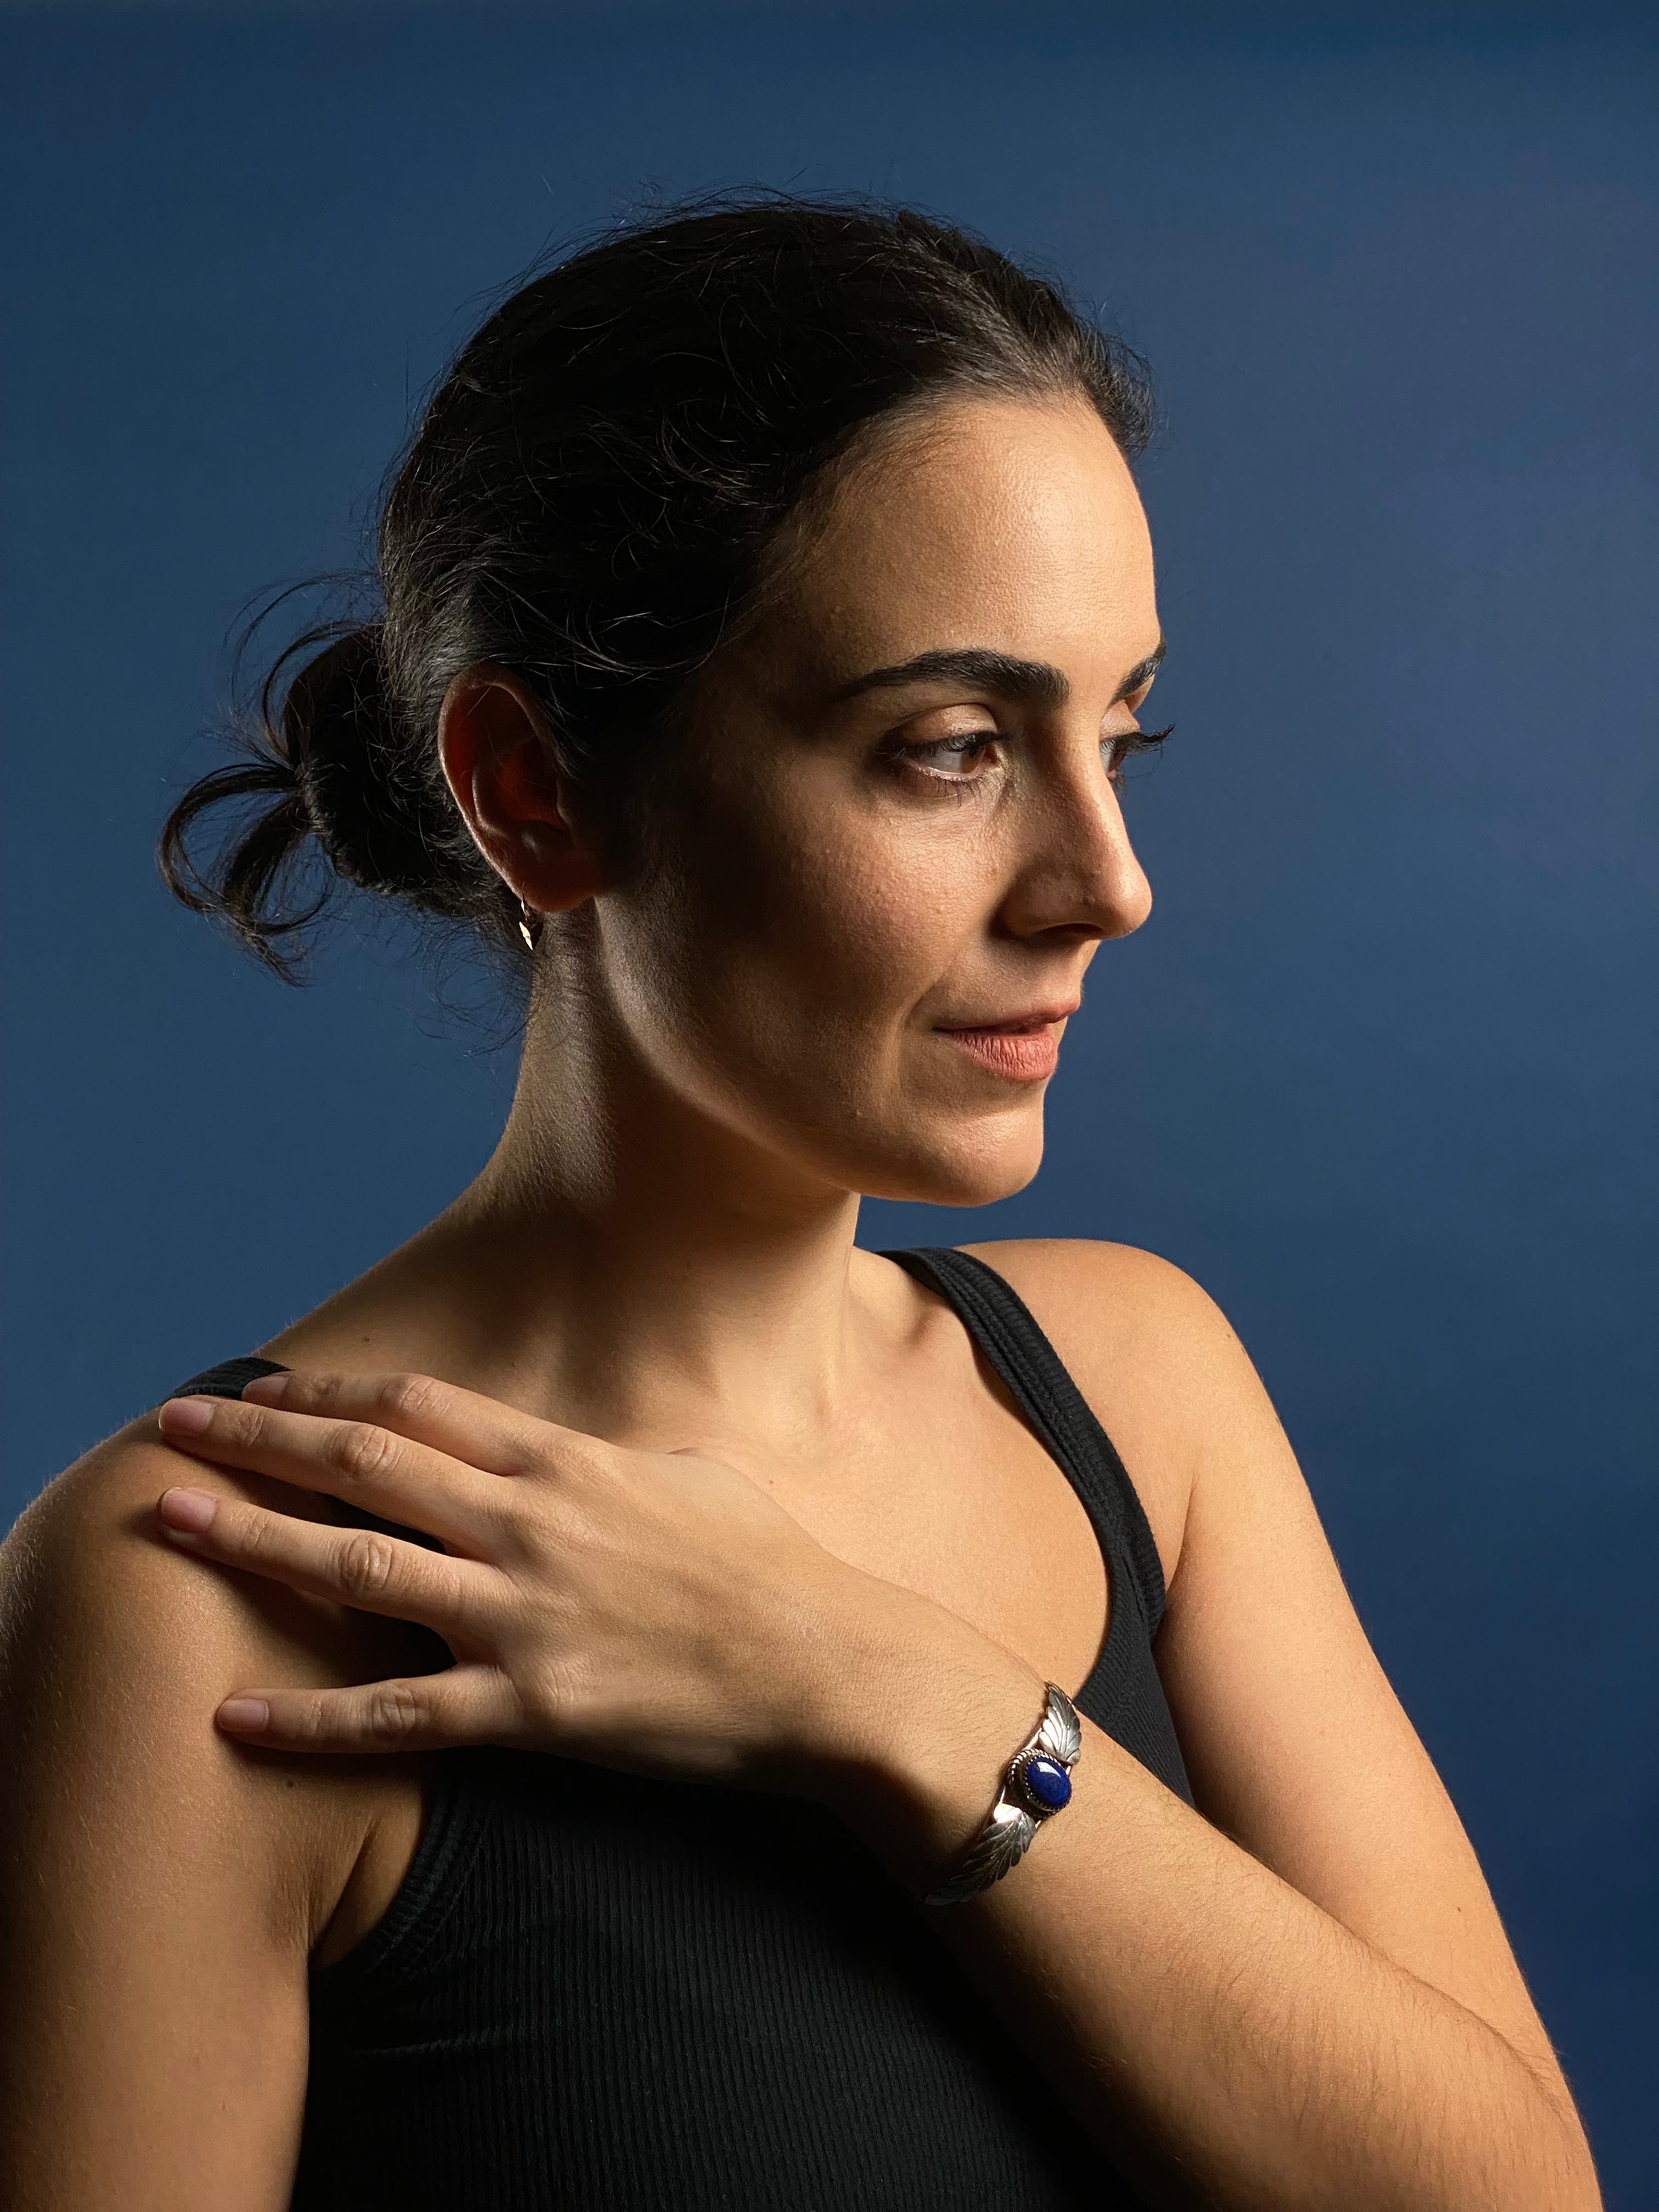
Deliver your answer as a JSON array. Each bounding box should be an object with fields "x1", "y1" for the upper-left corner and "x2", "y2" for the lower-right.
[{"x1": 935, "y1": 1014, "x2": 1071, "y2": 1083}]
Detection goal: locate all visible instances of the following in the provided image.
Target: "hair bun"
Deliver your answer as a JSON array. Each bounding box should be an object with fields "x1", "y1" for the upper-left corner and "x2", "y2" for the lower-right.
[{"x1": 284, "y1": 626, "x2": 432, "y2": 894}]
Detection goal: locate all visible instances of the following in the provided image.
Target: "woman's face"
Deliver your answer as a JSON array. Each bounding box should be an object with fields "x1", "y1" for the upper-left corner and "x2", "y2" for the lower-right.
[{"x1": 595, "y1": 393, "x2": 1162, "y2": 1207}]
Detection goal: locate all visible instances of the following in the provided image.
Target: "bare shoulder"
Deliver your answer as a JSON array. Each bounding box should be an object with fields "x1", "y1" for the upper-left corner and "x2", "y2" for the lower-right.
[
  {"x1": 956, "y1": 1238, "x2": 1263, "y2": 1587},
  {"x1": 0, "y1": 1421, "x2": 438, "y2": 2203},
  {"x1": 1, "y1": 1415, "x2": 419, "y2": 1950}
]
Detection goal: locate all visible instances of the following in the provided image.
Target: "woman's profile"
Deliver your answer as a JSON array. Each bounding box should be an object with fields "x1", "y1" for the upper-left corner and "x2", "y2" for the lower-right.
[{"x1": 0, "y1": 196, "x2": 1600, "y2": 2209}]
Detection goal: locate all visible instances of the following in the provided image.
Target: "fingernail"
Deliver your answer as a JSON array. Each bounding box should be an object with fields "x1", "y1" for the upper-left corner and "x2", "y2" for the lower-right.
[
  {"x1": 157, "y1": 1486, "x2": 217, "y2": 1533},
  {"x1": 241, "y1": 1374, "x2": 288, "y2": 1403},
  {"x1": 159, "y1": 1397, "x2": 213, "y2": 1434},
  {"x1": 217, "y1": 1697, "x2": 270, "y2": 1732}
]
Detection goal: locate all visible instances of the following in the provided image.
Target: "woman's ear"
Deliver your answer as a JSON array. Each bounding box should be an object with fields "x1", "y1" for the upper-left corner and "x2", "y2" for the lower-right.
[{"x1": 437, "y1": 667, "x2": 606, "y2": 913}]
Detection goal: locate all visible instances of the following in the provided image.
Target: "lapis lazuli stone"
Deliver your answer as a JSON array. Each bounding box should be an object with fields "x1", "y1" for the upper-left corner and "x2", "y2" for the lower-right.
[{"x1": 1024, "y1": 1757, "x2": 1073, "y2": 1811}]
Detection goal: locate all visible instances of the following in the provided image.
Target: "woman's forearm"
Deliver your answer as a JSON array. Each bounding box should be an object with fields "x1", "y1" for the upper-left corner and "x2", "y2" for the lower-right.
[
  {"x1": 819, "y1": 1605, "x2": 1599, "y2": 2212},
  {"x1": 132, "y1": 1367, "x2": 1599, "y2": 2210}
]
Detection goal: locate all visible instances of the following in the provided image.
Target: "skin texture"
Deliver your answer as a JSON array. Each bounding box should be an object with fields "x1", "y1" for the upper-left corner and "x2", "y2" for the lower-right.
[{"x1": 0, "y1": 397, "x2": 1601, "y2": 2210}]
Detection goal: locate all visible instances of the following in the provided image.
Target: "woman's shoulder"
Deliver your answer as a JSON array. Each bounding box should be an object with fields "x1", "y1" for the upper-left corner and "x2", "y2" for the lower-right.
[
  {"x1": 0, "y1": 1421, "x2": 440, "y2": 2194},
  {"x1": 0, "y1": 1415, "x2": 413, "y2": 1952},
  {"x1": 4, "y1": 1411, "x2": 408, "y2": 1698},
  {"x1": 953, "y1": 1238, "x2": 1259, "y2": 1585},
  {"x1": 957, "y1": 1235, "x2": 1237, "y2": 1348}
]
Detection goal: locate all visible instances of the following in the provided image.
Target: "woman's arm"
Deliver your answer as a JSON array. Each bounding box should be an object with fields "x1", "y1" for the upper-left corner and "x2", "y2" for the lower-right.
[
  {"x1": 0, "y1": 1434, "x2": 384, "y2": 2211},
  {"x1": 855, "y1": 1240, "x2": 1600, "y2": 2212},
  {"x1": 139, "y1": 1260, "x2": 1601, "y2": 2211}
]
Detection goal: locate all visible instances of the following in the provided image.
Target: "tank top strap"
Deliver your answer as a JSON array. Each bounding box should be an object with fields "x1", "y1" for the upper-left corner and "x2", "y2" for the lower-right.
[
  {"x1": 168, "y1": 1355, "x2": 291, "y2": 1400},
  {"x1": 882, "y1": 1245, "x2": 1169, "y2": 1640},
  {"x1": 166, "y1": 1256, "x2": 1172, "y2": 1641},
  {"x1": 163, "y1": 1353, "x2": 445, "y2": 1562}
]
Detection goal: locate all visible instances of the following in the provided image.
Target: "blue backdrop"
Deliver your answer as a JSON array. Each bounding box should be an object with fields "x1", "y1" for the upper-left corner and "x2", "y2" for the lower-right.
[{"x1": 2, "y1": 3, "x2": 1654, "y2": 2198}]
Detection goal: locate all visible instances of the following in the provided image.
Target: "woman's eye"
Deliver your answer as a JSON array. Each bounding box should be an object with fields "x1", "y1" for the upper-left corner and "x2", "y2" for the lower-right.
[
  {"x1": 1103, "y1": 723, "x2": 1173, "y2": 784},
  {"x1": 898, "y1": 730, "x2": 1001, "y2": 781}
]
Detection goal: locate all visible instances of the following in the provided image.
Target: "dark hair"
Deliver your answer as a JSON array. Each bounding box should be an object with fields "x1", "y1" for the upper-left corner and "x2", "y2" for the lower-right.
[{"x1": 160, "y1": 193, "x2": 1153, "y2": 980}]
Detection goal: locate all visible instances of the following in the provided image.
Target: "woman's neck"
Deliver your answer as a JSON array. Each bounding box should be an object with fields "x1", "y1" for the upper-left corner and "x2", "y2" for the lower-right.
[{"x1": 261, "y1": 1002, "x2": 895, "y2": 1457}]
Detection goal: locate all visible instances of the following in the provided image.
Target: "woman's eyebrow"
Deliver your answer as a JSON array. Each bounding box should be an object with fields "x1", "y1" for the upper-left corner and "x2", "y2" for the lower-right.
[
  {"x1": 830, "y1": 640, "x2": 1166, "y2": 709},
  {"x1": 830, "y1": 648, "x2": 1068, "y2": 708},
  {"x1": 1115, "y1": 642, "x2": 1166, "y2": 701}
]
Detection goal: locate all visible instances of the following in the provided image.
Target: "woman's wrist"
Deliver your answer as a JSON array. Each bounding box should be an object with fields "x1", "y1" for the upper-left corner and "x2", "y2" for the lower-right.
[{"x1": 793, "y1": 1569, "x2": 1049, "y2": 1894}]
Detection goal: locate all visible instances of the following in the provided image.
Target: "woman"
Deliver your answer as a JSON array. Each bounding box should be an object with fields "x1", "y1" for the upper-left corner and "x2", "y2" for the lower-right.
[{"x1": 0, "y1": 198, "x2": 1599, "y2": 2210}]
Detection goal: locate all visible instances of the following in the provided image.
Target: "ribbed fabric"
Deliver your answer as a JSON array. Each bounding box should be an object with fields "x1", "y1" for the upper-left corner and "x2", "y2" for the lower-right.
[{"x1": 167, "y1": 1248, "x2": 1190, "y2": 2208}]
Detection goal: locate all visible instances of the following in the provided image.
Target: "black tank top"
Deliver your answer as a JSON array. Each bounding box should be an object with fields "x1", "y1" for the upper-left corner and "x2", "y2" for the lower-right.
[{"x1": 170, "y1": 1246, "x2": 1192, "y2": 2209}]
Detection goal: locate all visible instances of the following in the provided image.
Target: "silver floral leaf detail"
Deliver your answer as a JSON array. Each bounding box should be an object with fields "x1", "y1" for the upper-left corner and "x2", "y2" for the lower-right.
[
  {"x1": 1036, "y1": 1686, "x2": 1082, "y2": 1767},
  {"x1": 924, "y1": 1802, "x2": 1036, "y2": 1906}
]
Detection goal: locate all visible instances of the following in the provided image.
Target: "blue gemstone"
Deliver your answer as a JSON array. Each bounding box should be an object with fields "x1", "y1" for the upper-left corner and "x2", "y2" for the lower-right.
[{"x1": 1024, "y1": 1757, "x2": 1073, "y2": 1811}]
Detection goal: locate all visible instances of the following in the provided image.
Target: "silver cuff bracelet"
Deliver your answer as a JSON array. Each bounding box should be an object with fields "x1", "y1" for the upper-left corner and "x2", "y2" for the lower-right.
[{"x1": 923, "y1": 1683, "x2": 1082, "y2": 1906}]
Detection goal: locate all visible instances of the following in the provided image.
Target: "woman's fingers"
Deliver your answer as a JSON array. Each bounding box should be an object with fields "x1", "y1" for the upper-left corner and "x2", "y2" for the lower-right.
[
  {"x1": 213, "y1": 1661, "x2": 522, "y2": 1754},
  {"x1": 155, "y1": 1483, "x2": 500, "y2": 1638},
  {"x1": 154, "y1": 1392, "x2": 503, "y2": 1553},
  {"x1": 239, "y1": 1368, "x2": 555, "y2": 1480}
]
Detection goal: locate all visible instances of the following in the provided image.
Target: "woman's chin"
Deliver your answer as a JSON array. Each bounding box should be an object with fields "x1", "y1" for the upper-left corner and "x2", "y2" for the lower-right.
[{"x1": 857, "y1": 1117, "x2": 1046, "y2": 1210}]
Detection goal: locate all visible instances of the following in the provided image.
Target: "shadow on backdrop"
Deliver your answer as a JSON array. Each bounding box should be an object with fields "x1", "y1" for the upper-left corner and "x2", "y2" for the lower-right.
[{"x1": 1, "y1": 2, "x2": 1654, "y2": 2200}]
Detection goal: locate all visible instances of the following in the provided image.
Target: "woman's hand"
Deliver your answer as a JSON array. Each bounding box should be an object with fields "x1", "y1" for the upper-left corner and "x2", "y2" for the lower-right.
[{"x1": 150, "y1": 1371, "x2": 1042, "y2": 1869}]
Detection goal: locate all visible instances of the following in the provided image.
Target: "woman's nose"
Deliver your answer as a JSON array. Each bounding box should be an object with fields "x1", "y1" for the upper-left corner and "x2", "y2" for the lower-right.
[{"x1": 997, "y1": 753, "x2": 1153, "y2": 945}]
